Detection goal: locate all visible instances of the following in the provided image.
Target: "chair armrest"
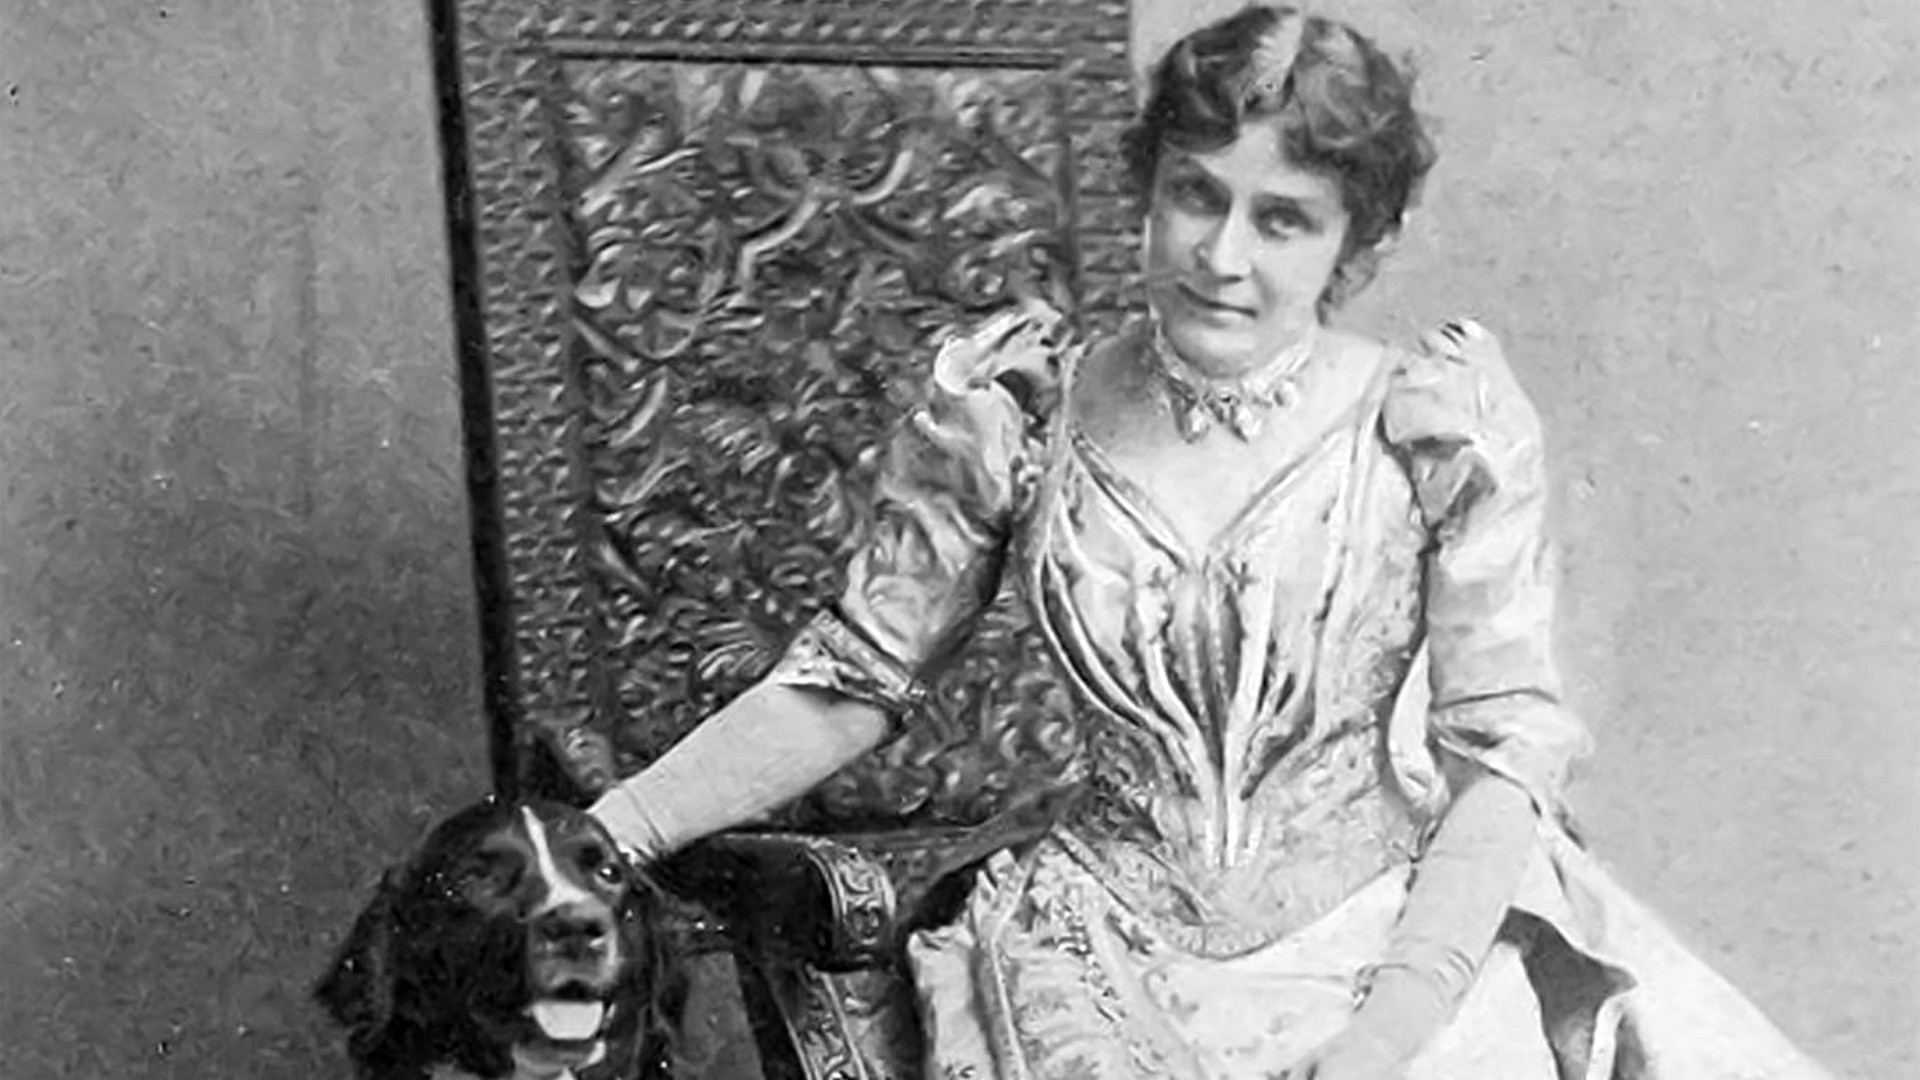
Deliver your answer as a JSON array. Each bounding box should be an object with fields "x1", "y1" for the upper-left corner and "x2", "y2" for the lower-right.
[
  {"x1": 655, "y1": 828, "x2": 981, "y2": 971},
  {"x1": 658, "y1": 832, "x2": 900, "y2": 970},
  {"x1": 654, "y1": 792, "x2": 1068, "y2": 970}
]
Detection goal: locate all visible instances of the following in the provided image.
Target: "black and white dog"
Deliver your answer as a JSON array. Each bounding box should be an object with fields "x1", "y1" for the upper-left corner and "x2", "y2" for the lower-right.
[{"x1": 315, "y1": 798, "x2": 664, "y2": 1080}]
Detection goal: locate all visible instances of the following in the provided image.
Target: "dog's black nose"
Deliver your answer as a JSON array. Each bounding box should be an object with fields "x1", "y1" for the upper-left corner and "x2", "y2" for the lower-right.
[{"x1": 534, "y1": 909, "x2": 613, "y2": 958}]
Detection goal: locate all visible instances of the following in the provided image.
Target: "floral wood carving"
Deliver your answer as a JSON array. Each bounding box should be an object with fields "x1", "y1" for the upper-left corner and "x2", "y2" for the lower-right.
[
  {"x1": 565, "y1": 61, "x2": 1096, "y2": 827},
  {"x1": 440, "y1": 0, "x2": 1136, "y2": 817}
]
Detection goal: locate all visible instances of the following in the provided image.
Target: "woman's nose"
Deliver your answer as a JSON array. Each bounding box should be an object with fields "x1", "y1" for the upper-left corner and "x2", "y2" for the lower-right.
[{"x1": 1193, "y1": 212, "x2": 1254, "y2": 279}]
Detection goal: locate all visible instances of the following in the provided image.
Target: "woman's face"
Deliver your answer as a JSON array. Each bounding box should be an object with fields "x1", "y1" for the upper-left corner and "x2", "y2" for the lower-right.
[{"x1": 1143, "y1": 121, "x2": 1351, "y2": 378}]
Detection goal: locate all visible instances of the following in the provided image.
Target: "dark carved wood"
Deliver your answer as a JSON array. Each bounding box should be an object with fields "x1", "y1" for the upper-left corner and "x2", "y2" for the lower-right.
[
  {"x1": 564, "y1": 59, "x2": 1102, "y2": 829},
  {"x1": 434, "y1": 1, "x2": 1135, "y2": 1075},
  {"x1": 438, "y1": 0, "x2": 1133, "y2": 809}
]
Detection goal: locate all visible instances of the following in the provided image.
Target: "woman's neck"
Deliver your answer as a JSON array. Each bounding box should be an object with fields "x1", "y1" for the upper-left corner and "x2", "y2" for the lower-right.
[
  {"x1": 1145, "y1": 318, "x2": 1320, "y2": 442},
  {"x1": 1153, "y1": 310, "x2": 1321, "y2": 383}
]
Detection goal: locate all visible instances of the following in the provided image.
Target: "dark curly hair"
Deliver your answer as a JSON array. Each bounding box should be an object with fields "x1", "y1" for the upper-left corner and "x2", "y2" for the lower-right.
[{"x1": 1122, "y1": 4, "x2": 1437, "y2": 307}]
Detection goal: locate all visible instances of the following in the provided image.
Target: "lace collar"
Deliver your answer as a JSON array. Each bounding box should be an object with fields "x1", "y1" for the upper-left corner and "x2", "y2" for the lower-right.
[{"x1": 1146, "y1": 318, "x2": 1319, "y2": 442}]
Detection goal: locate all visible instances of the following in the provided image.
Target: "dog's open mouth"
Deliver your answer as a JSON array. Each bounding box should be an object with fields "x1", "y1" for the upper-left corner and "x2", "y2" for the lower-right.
[
  {"x1": 529, "y1": 997, "x2": 607, "y2": 1043},
  {"x1": 519, "y1": 980, "x2": 615, "y2": 1061}
]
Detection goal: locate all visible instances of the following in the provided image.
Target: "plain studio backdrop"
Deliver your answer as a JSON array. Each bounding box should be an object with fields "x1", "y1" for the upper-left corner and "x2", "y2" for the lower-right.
[{"x1": 0, "y1": 1, "x2": 1913, "y2": 1077}]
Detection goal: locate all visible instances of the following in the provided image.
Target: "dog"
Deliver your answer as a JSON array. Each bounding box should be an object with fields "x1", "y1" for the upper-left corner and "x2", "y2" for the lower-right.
[{"x1": 315, "y1": 797, "x2": 665, "y2": 1080}]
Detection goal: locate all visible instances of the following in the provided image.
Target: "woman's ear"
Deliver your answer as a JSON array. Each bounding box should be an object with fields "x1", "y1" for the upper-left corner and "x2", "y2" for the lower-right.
[
  {"x1": 1320, "y1": 241, "x2": 1387, "y2": 315},
  {"x1": 313, "y1": 869, "x2": 403, "y2": 1058}
]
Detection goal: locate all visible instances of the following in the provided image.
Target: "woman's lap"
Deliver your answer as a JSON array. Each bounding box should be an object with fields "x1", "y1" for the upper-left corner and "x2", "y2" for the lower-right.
[{"x1": 906, "y1": 840, "x2": 1558, "y2": 1079}]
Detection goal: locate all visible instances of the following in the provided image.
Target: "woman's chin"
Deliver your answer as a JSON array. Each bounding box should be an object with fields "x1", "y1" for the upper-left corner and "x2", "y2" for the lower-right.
[
  {"x1": 1160, "y1": 323, "x2": 1262, "y2": 378},
  {"x1": 1161, "y1": 312, "x2": 1322, "y2": 378}
]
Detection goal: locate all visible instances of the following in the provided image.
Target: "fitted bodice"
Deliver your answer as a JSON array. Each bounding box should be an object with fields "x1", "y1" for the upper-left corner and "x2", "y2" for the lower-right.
[
  {"x1": 769, "y1": 310, "x2": 1592, "y2": 958},
  {"x1": 1018, "y1": 340, "x2": 1433, "y2": 953}
]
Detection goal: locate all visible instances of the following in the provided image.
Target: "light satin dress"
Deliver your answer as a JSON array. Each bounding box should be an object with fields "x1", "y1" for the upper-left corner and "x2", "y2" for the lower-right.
[{"x1": 767, "y1": 313, "x2": 1834, "y2": 1080}]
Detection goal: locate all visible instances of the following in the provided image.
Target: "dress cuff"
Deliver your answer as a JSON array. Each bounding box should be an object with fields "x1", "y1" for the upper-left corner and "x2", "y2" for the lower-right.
[
  {"x1": 1429, "y1": 694, "x2": 1591, "y2": 818},
  {"x1": 766, "y1": 608, "x2": 930, "y2": 729}
]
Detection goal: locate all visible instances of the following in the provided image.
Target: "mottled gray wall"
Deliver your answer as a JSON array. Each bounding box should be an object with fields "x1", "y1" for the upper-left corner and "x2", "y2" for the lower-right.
[
  {"x1": 0, "y1": 0, "x2": 1911, "y2": 1077},
  {"x1": 1138, "y1": 2, "x2": 1919, "y2": 1078},
  {"x1": 0, "y1": 2, "x2": 483, "y2": 1075}
]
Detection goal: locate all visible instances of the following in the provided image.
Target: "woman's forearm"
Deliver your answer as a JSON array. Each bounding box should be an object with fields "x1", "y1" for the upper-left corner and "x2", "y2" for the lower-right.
[
  {"x1": 1340, "y1": 770, "x2": 1537, "y2": 1068},
  {"x1": 589, "y1": 679, "x2": 892, "y2": 859},
  {"x1": 1386, "y1": 769, "x2": 1535, "y2": 993}
]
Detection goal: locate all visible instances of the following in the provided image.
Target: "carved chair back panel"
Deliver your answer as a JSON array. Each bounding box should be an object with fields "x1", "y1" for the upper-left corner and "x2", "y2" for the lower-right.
[{"x1": 440, "y1": 0, "x2": 1136, "y2": 829}]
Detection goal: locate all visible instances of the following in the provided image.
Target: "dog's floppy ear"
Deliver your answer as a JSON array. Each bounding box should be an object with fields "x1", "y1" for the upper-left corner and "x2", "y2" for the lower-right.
[{"x1": 314, "y1": 869, "x2": 404, "y2": 1057}]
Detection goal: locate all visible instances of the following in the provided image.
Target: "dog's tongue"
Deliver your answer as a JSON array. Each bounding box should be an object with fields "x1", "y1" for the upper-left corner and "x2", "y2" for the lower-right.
[{"x1": 530, "y1": 999, "x2": 606, "y2": 1042}]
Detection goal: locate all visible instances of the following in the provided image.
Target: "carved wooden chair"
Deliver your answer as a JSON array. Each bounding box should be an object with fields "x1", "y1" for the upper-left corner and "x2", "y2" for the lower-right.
[{"x1": 429, "y1": 2, "x2": 1135, "y2": 1075}]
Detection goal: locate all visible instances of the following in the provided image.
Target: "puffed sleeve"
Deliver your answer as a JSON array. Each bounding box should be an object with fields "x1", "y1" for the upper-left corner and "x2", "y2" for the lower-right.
[
  {"x1": 1383, "y1": 318, "x2": 1593, "y2": 816},
  {"x1": 765, "y1": 304, "x2": 1072, "y2": 729}
]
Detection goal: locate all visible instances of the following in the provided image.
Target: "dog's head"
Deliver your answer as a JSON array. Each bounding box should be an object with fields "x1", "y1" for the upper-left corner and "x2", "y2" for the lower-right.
[{"x1": 315, "y1": 797, "x2": 659, "y2": 1080}]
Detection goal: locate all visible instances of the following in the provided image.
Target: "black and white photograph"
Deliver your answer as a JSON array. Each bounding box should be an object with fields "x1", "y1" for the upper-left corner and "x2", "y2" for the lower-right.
[{"x1": 0, "y1": 1, "x2": 1911, "y2": 1078}]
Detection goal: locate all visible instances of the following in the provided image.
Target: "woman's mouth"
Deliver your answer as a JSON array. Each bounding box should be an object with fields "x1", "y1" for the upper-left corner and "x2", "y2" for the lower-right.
[{"x1": 1174, "y1": 282, "x2": 1255, "y2": 320}]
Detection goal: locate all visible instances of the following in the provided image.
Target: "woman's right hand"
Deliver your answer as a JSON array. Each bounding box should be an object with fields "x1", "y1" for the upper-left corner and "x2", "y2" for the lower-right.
[{"x1": 588, "y1": 780, "x2": 669, "y2": 868}]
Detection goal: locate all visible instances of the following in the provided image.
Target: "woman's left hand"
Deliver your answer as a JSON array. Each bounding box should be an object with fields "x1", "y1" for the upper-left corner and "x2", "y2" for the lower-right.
[{"x1": 1275, "y1": 1025, "x2": 1410, "y2": 1080}]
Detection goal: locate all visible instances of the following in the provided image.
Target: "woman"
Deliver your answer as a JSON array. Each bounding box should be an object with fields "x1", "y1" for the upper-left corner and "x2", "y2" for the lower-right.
[{"x1": 594, "y1": 6, "x2": 1835, "y2": 1078}]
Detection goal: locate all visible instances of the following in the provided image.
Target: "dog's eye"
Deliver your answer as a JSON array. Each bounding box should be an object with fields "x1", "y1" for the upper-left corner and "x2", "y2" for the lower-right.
[
  {"x1": 457, "y1": 853, "x2": 523, "y2": 892},
  {"x1": 576, "y1": 843, "x2": 627, "y2": 887}
]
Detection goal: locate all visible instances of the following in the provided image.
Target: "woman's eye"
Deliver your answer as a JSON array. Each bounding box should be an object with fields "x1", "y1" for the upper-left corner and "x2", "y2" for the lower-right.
[
  {"x1": 1256, "y1": 208, "x2": 1309, "y2": 238},
  {"x1": 1164, "y1": 174, "x2": 1214, "y2": 209}
]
